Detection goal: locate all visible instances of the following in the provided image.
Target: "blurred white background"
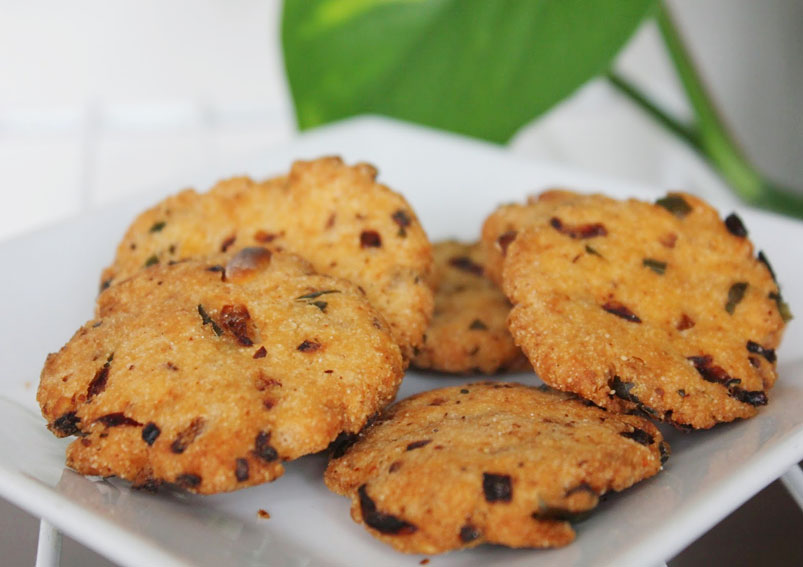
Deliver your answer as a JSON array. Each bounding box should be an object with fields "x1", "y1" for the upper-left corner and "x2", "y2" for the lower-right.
[
  {"x1": 1, "y1": 0, "x2": 801, "y2": 243},
  {"x1": 1, "y1": 0, "x2": 801, "y2": 565}
]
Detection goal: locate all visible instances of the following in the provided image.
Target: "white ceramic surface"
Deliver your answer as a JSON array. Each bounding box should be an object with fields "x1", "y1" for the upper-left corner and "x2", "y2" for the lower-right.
[{"x1": 0, "y1": 117, "x2": 801, "y2": 567}]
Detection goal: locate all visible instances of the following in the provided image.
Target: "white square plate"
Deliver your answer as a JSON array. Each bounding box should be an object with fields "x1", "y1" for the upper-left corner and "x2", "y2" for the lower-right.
[{"x1": 1, "y1": 117, "x2": 801, "y2": 567}]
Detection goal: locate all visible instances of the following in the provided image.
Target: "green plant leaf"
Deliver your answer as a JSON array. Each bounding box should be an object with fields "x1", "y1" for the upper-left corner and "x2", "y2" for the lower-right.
[{"x1": 282, "y1": 0, "x2": 656, "y2": 142}]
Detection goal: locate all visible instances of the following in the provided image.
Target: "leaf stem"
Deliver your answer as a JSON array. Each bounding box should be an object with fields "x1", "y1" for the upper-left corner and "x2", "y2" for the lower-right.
[
  {"x1": 655, "y1": 5, "x2": 757, "y2": 195},
  {"x1": 606, "y1": 71, "x2": 698, "y2": 150},
  {"x1": 653, "y1": 2, "x2": 803, "y2": 217}
]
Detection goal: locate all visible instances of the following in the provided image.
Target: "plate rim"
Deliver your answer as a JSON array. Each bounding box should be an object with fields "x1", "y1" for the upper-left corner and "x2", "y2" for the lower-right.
[{"x1": 2, "y1": 114, "x2": 802, "y2": 567}]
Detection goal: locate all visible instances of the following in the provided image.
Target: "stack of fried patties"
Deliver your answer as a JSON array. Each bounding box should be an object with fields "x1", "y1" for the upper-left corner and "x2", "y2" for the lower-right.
[
  {"x1": 38, "y1": 157, "x2": 435, "y2": 494},
  {"x1": 324, "y1": 189, "x2": 789, "y2": 554},
  {"x1": 38, "y1": 163, "x2": 789, "y2": 557}
]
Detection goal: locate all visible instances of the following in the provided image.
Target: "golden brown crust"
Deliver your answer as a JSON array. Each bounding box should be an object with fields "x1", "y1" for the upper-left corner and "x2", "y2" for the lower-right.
[
  {"x1": 100, "y1": 157, "x2": 434, "y2": 360},
  {"x1": 411, "y1": 240, "x2": 528, "y2": 374},
  {"x1": 325, "y1": 383, "x2": 666, "y2": 554},
  {"x1": 501, "y1": 191, "x2": 787, "y2": 429},
  {"x1": 39, "y1": 248, "x2": 404, "y2": 494},
  {"x1": 480, "y1": 189, "x2": 586, "y2": 286}
]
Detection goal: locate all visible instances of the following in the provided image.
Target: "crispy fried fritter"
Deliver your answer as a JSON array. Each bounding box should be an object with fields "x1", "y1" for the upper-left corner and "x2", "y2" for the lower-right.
[
  {"x1": 101, "y1": 157, "x2": 434, "y2": 360},
  {"x1": 39, "y1": 247, "x2": 404, "y2": 494},
  {"x1": 501, "y1": 191, "x2": 787, "y2": 429},
  {"x1": 411, "y1": 240, "x2": 527, "y2": 374},
  {"x1": 326, "y1": 382, "x2": 666, "y2": 553}
]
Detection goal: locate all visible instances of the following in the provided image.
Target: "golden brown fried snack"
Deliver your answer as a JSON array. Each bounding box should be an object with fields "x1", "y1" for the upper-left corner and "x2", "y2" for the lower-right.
[
  {"x1": 39, "y1": 247, "x2": 404, "y2": 494},
  {"x1": 480, "y1": 189, "x2": 587, "y2": 285},
  {"x1": 502, "y1": 191, "x2": 788, "y2": 429},
  {"x1": 100, "y1": 157, "x2": 434, "y2": 360},
  {"x1": 411, "y1": 240, "x2": 527, "y2": 374},
  {"x1": 326, "y1": 383, "x2": 667, "y2": 554}
]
